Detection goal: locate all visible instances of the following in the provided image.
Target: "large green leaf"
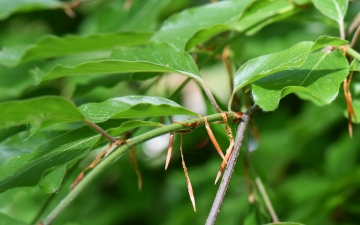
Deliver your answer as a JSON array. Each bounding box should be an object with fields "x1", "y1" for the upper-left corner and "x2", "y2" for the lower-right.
[
  {"x1": 0, "y1": 32, "x2": 152, "y2": 67},
  {"x1": 232, "y1": 0, "x2": 296, "y2": 33},
  {"x1": 0, "y1": 130, "x2": 64, "y2": 164},
  {"x1": 0, "y1": 0, "x2": 62, "y2": 20},
  {"x1": 0, "y1": 126, "x2": 101, "y2": 191},
  {"x1": 252, "y1": 49, "x2": 349, "y2": 111},
  {"x1": 312, "y1": 0, "x2": 348, "y2": 23},
  {"x1": 151, "y1": 0, "x2": 253, "y2": 50},
  {"x1": 33, "y1": 42, "x2": 202, "y2": 83},
  {"x1": 79, "y1": 96, "x2": 199, "y2": 123},
  {"x1": 0, "y1": 96, "x2": 84, "y2": 130},
  {"x1": 230, "y1": 36, "x2": 348, "y2": 109}
]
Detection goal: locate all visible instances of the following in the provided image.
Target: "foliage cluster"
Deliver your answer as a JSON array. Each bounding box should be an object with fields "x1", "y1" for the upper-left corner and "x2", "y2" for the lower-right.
[{"x1": 0, "y1": 0, "x2": 360, "y2": 224}]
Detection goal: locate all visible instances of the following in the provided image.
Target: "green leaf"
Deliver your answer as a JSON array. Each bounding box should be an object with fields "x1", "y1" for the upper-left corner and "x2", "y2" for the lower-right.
[
  {"x1": 0, "y1": 32, "x2": 152, "y2": 67},
  {"x1": 252, "y1": 49, "x2": 349, "y2": 111},
  {"x1": 34, "y1": 42, "x2": 202, "y2": 84},
  {"x1": 233, "y1": 0, "x2": 295, "y2": 33},
  {"x1": 0, "y1": 126, "x2": 101, "y2": 191},
  {"x1": 151, "y1": 0, "x2": 253, "y2": 50},
  {"x1": 230, "y1": 36, "x2": 348, "y2": 109},
  {"x1": 264, "y1": 223, "x2": 305, "y2": 225},
  {"x1": 78, "y1": 96, "x2": 199, "y2": 123},
  {"x1": 0, "y1": 96, "x2": 84, "y2": 130},
  {"x1": 244, "y1": 7, "x2": 300, "y2": 36},
  {"x1": 39, "y1": 165, "x2": 66, "y2": 193},
  {"x1": 349, "y1": 59, "x2": 360, "y2": 71},
  {"x1": 0, "y1": 130, "x2": 64, "y2": 164},
  {"x1": 0, "y1": 212, "x2": 28, "y2": 225},
  {"x1": 107, "y1": 120, "x2": 163, "y2": 136},
  {"x1": 0, "y1": 0, "x2": 62, "y2": 21},
  {"x1": 312, "y1": 0, "x2": 348, "y2": 23}
]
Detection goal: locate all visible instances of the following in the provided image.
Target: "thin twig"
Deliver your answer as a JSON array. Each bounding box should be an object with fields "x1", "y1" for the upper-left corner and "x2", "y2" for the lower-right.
[
  {"x1": 255, "y1": 176, "x2": 279, "y2": 222},
  {"x1": 205, "y1": 105, "x2": 261, "y2": 225},
  {"x1": 198, "y1": 80, "x2": 223, "y2": 113},
  {"x1": 85, "y1": 119, "x2": 117, "y2": 143}
]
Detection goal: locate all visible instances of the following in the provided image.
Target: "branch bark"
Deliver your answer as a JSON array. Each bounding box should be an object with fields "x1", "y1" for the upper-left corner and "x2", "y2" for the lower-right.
[{"x1": 205, "y1": 104, "x2": 261, "y2": 225}]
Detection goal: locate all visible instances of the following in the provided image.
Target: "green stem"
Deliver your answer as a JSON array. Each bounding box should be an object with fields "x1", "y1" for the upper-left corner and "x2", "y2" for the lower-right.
[
  {"x1": 346, "y1": 47, "x2": 360, "y2": 62},
  {"x1": 39, "y1": 112, "x2": 239, "y2": 225}
]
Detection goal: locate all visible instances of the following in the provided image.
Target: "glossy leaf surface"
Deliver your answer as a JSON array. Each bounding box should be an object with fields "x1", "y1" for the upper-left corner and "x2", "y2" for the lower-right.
[
  {"x1": 252, "y1": 49, "x2": 349, "y2": 111},
  {"x1": 233, "y1": 0, "x2": 295, "y2": 33},
  {"x1": 151, "y1": 0, "x2": 252, "y2": 50},
  {"x1": 0, "y1": 32, "x2": 152, "y2": 67},
  {"x1": 312, "y1": 0, "x2": 348, "y2": 23},
  {"x1": 34, "y1": 42, "x2": 202, "y2": 83},
  {"x1": 0, "y1": 126, "x2": 100, "y2": 191},
  {"x1": 0, "y1": 96, "x2": 84, "y2": 130},
  {"x1": 0, "y1": 130, "x2": 64, "y2": 164},
  {"x1": 231, "y1": 36, "x2": 348, "y2": 109},
  {"x1": 79, "y1": 96, "x2": 198, "y2": 123}
]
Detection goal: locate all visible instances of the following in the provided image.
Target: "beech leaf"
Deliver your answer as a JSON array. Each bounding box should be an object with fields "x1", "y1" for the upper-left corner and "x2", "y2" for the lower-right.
[
  {"x1": 79, "y1": 96, "x2": 199, "y2": 123},
  {"x1": 0, "y1": 32, "x2": 152, "y2": 67},
  {"x1": 0, "y1": 96, "x2": 84, "y2": 130},
  {"x1": 233, "y1": 0, "x2": 296, "y2": 33},
  {"x1": 252, "y1": 49, "x2": 349, "y2": 111},
  {"x1": 151, "y1": 0, "x2": 253, "y2": 50},
  {"x1": 230, "y1": 36, "x2": 348, "y2": 109},
  {"x1": 312, "y1": 0, "x2": 348, "y2": 23},
  {"x1": 34, "y1": 42, "x2": 203, "y2": 84},
  {"x1": 0, "y1": 126, "x2": 101, "y2": 191}
]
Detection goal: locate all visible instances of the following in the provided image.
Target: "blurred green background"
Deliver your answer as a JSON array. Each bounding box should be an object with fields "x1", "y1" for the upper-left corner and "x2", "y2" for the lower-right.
[{"x1": 0, "y1": 0, "x2": 360, "y2": 224}]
